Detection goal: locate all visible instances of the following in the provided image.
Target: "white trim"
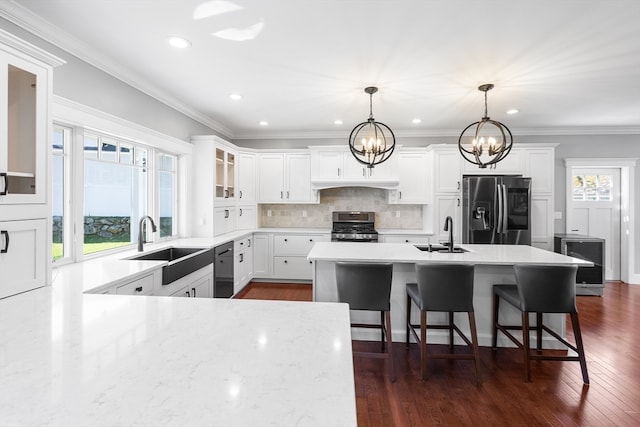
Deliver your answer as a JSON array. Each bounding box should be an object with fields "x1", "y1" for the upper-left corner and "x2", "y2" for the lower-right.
[
  {"x1": 53, "y1": 96, "x2": 192, "y2": 155},
  {"x1": 0, "y1": 28, "x2": 65, "y2": 67},
  {"x1": 564, "y1": 158, "x2": 638, "y2": 284}
]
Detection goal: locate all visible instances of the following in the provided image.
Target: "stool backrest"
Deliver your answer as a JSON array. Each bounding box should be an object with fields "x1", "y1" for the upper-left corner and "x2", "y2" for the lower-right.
[
  {"x1": 335, "y1": 262, "x2": 393, "y2": 311},
  {"x1": 414, "y1": 264, "x2": 475, "y2": 312},
  {"x1": 514, "y1": 264, "x2": 578, "y2": 313}
]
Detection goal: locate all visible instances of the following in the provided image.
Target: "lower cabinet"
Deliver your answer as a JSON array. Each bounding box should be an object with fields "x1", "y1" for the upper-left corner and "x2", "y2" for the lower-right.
[
  {"x1": 432, "y1": 194, "x2": 461, "y2": 244},
  {"x1": 0, "y1": 218, "x2": 47, "y2": 299},
  {"x1": 154, "y1": 264, "x2": 214, "y2": 298},
  {"x1": 271, "y1": 233, "x2": 329, "y2": 281},
  {"x1": 381, "y1": 234, "x2": 431, "y2": 244},
  {"x1": 234, "y1": 235, "x2": 253, "y2": 294},
  {"x1": 252, "y1": 233, "x2": 272, "y2": 277},
  {"x1": 115, "y1": 269, "x2": 161, "y2": 296},
  {"x1": 273, "y1": 256, "x2": 315, "y2": 280}
]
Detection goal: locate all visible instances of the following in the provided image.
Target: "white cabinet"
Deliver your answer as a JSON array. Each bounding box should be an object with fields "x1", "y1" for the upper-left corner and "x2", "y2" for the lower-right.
[
  {"x1": 155, "y1": 264, "x2": 214, "y2": 297},
  {"x1": 170, "y1": 273, "x2": 213, "y2": 298},
  {"x1": 432, "y1": 146, "x2": 462, "y2": 193},
  {"x1": 114, "y1": 269, "x2": 160, "y2": 296},
  {"x1": 0, "y1": 219, "x2": 46, "y2": 298},
  {"x1": 432, "y1": 194, "x2": 461, "y2": 244},
  {"x1": 237, "y1": 152, "x2": 256, "y2": 203},
  {"x1": 0, "y1": 35, "x2": 62, "y2": 297},
  {"x1": 524, "y1": 148, "x2": 554, "y2": 194},
  {"x1": 215, "y1": 146, "x2": 236, "y2": 202},
  {"x1": 272, "y1": 233, "x2": 329, "y2": 281},
  {"x1": 214, "y1": 206, "x2": 236, "y2": 236},
  {"x1": 389, "y1": 149, "x2": 430, "y2": 204},
  {"x1": 234, "y1": 235, "x2": 253, "y2": 294},
  {"x1": 253, "y1": 233, "x2": 272, "y2": 278},
  {"x1": 258, "y1": 152, "x2": 316, "y2": 203},
  {"x1": 236, "y1": 206, "x2": 256, "y2": 230},
  {"x1": 461, "y1": 148, "x2": 524, "y2": 174},
  {"x1": 310, "y1": 146, "x2": 394, "y2": 181}
]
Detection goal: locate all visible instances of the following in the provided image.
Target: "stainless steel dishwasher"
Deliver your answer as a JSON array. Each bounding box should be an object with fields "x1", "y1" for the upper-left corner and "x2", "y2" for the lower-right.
[{"x1": 214, "y1": 242, "x2": 234, "y2": 298}]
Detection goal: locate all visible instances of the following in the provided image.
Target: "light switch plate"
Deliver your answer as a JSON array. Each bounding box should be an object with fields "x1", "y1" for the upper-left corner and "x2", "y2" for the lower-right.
[{"x1": 554, "y1": 211, "x2": 562, "y2": 220}]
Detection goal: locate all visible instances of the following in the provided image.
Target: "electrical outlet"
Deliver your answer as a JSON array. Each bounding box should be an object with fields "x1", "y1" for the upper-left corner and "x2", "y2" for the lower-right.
[
  {"x1": 267, "y1": 210, "x2": 272, "y2": 217},
  {"x1": 395, "y1": 211, "x2": 401, "y2": 218},
  {"x1": 302, "y1": 210, "x2": 307, "y2": 217}
]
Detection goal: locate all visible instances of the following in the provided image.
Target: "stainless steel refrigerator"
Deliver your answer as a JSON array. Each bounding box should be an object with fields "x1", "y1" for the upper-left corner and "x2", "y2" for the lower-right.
[{"x1": 462, "y1": 175, "x2": 532, "y2": 245}]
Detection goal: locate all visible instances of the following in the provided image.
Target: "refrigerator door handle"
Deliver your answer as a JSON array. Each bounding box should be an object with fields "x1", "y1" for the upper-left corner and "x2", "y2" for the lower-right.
[
  {"x1": 496, "y1": 184, "x2": 503, "y2": 235},
  {"x1": 502, "y1": 184, "x2": 509, "y2": 234}
]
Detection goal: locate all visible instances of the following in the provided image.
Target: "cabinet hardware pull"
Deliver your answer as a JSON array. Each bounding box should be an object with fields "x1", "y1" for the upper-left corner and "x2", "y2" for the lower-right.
[
  {"x1": 135, "y1": 286, "x2": 143, "y2": 293},
  {"x1": 224, "y1": 209, "x2": 229, "y2": 218},
  {"x1": 239, "y1": 190, "x2": 243, "y2": 199},
  {"x1": 186, "y1": 290, "x2": 191, "y2": 297},
  {"x1": 284, "y1": 260, "x2": 288, "y2": 263},
  {"x1": 399, "y1": 191, "x2": 402, "y2": 199},
  {"x1": 287, "y1": 191, "x2": 290, "y2": 199},
  {"x1": 309, "y1": 239, "x2": 313, "y2": 242},
  {"x1": 362, "y1": 168, "x2": 365, "y2": 177},
  {"x1": 248, "y1": 239, "x2": 251, "y2": 247},
  {"x1": 405, "y1": 239, "x2": 409, "y2": 243},
  {"x1": 456, "y1": 181, "x2": 460, "y2": 190},
  {"x1": 284, "y1": 238, "x2": 288, "y2": 242},
  {"x1": 280, "y1": 191, "x2": 283, "y2": 199},
  {"x1": 571, "y1": 229, "x2": 579, "y2": 232},
  {"x1": 239, "y1": 208, "x2": 243, "y2": 216},
  {"x1": 337, "y1": 167, "x2": 340, "y2": 176},
  {"x1": 240, "y1": 253, "x2": 244, "y2": 262},
  {"x1": 224, "y1": 189, "x2": 229, "y2": 198},
  {"x1": 457, "y1": 198, "x2": 460, "y2": 207},
  {"x1": 0, "y1": 173, "x2": 7, "y2": 196},
  {"x1": 192, "y1": 287, "x2": 196, "y2": 298},
  {"x1": 1, "y1": 230, "x2": 8, "y2": 253},
  {"x1": 309, "y1": 261, "x2": 312, "y2": 264}
]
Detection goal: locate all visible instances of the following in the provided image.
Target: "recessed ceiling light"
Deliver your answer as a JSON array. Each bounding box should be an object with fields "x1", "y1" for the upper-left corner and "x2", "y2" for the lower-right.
[
  {"x1": 334, "y1": 120, "x2": 343, "y2": 125},
  {"x1": 168, "y1": 36, "x2": 191, "y2": 49},
  {"x1": 229, "y1": 93, "x2": 242, "y2": 101},
  {"x1": 259, "y1": 121, "x2": 268, "y2": 126},
  {"x1": 412, "y1": 118, "x2": 422, "y2": 124},
  {"x1": 506, "y1": 109, "x2": 519, "y2": 115}
]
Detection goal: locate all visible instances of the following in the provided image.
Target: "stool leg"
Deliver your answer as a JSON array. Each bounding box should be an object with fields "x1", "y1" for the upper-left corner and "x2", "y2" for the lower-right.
[
  {"x1": 385, "y1": 310, "x2": 395, "y2": 382},
  {"x1": 468, "y1": 311, "x2": 482, "y2": 385},
  {"x1": 448, "y1": 311, "x2": 454, "y2": 350},
  {"x1": 420, "y1": 310, "x2": 427, "y2": 380},
  {"x1": 536, "y1": 312, "x2": 543, "y2": 353},
  {"x1": 380, "y1": 311, "x2": 385, "y2": 352},
  {"x1": 570, "y1": 313, "x2": 589, "y2": 385},
  {"x1": 492, "y1": 293, "x2": 500, "y2": 350},
  {"x1": 406, "y1": 294, "x2": 411, "y2": 349},
  {"x1": 522, "y1": 311, "x2": 532, "y2": 382}
]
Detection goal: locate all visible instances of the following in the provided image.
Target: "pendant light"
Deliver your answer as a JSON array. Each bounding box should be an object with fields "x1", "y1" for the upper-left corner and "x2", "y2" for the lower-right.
[
  {"x1": 348, "y1": 86, "x2": 395, "y2": 168},
  {"x1": 458, "y1": 83, "x2": 513, "y2": 169}
]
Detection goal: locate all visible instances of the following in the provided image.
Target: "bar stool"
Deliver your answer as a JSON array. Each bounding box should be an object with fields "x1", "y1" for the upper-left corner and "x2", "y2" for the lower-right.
[
  {"x1": 335, "y1": 262, "x2": 394, "y2": 382},
  {"x1": 405, "y1": 263, "x2": 481, "y2": 383},
  {"x1": 492, "y1": 264, "x2": 589, "y2": 384}
]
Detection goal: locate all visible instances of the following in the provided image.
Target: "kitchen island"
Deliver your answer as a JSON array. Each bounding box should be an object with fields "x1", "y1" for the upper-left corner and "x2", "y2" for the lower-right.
[
  {"x1": 308, "y1": 242, "x2": 593, "y2": 348},
  {"x1": 0, "y1": 287, "x2": 357, "y2": 426}
]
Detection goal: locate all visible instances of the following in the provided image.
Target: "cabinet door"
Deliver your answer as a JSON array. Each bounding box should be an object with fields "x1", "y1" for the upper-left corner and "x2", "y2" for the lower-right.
[
  {"x1": 394, "y1": 151, "x2": 428, "y2": 203},
  {"x1": 525, "y1": 149, "x2": 554, "y2": 194},
  {"x1": 311, "y1": 150, "x2": 342, "y2": 179},
  {"x1": 286, "y1": 154, "x2": 313, "y2": 202},
  {"x1": 343, "y1": 152, "x2": 368, "y2": 179},
  {"x1": 191, "y1": 274, "x2": 213, "y2": 298},
  {"x1": 237, "y1": 152, "x2": 256, "y2": 202},
  {"x1": 253, "y1": 234, "x2": 272, "y2": 277},
  {"x1": 0, "y1": 52, "x2": 48, "y2": 205},
  {"x1": 237, "y1": 206, "x2": 256, "y2": 230},
  {"x1": 258, "y1": 154, "x2": 284, "y2": 202},
  {"x1": 115, "y1": 271, "x2": 157, "y2": 296},
  {"x1": 273, "y1": 256, "x2": 314, "y2": 280},
  {"x1": 434, "y1": 149, "x2": 462, "y2": 193},
  {"x1": 214, "y1": 207, "x2": 236, "y2": 236},
  {"x1": 0, "y1": 218, "x2": 46, "y2": 298},
  {"x1": 433, "y1": 194, "x2": 461, "y2": 243},
  {"x1": 215, "y1": 147, "x2": 236, "y2": 201}
]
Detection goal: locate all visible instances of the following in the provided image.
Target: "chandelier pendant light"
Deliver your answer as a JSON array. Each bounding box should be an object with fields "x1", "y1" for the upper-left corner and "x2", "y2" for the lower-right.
[
  {"x1": 348, "y1": 86, "x2": 395, "y2": 168},
  {"x1": 458, "y1": 83, "x2": 513, "y2": 169}
]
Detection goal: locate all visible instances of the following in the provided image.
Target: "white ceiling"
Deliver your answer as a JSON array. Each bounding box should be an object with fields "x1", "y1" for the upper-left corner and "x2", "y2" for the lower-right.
[{"x1": 4, "y1": 0, "x2": 640, "y2": 140}]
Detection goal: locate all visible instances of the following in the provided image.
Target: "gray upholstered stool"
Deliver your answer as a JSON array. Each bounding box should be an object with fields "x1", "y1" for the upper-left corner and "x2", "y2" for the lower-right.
[
  {"x1": 492, "y1": 264, "x2": 589, "y2": 384},
  {"x1": 335, "y1": 262, "x2": 395, "y2": 382},
  {"x1": 405, "y1": 263, "x2": 480, "y2": 383}
]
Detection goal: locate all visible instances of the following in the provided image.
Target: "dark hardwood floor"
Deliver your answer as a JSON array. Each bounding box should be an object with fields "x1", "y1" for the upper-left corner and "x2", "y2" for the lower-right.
[{"x1": 238, "y1": 281, "x2": 640, "y2": 426}]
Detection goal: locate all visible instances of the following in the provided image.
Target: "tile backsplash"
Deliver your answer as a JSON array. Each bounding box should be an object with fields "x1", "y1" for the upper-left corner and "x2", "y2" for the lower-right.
[{"x1": 258, "y1": 187, "x2": 423, "y2": 229}]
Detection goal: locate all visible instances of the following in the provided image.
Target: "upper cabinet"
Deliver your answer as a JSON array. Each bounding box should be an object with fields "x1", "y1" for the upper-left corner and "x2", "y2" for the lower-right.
[
  {"x1": 431, "y1": 145, "x2": 462, "y2": 193},
  {"x1": 0, "y1": 49, "x2": 49, "y2": 206},
  {"x1": 258, "y1": 152, "x2": 317, "y2": 203},
  {"x1": 237, "y1": 152, "x2": 256, "y2": 203},
  {"x1": 215, "y1": 146, "x2": 236, "y2": 202},
  {"x1": 309, "y1": 146, "x2": 397, "y2": 188},
  {"x1": 388, "y1": 149, "x2": 430, "y2": 204},
  {"x1": 461, "y1": 148, "x2": 524, "y2": 174}
]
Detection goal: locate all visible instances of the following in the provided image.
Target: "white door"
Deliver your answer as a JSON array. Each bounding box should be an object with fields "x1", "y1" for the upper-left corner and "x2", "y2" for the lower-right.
[{"x1": 567, "y1": 168, "x2": 621, "y2": 280}]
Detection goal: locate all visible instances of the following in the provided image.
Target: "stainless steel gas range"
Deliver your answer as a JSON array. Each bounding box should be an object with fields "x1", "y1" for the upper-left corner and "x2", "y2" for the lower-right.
[{"x1": 331, "y1": 211, "x2": 378, "y2": 242}]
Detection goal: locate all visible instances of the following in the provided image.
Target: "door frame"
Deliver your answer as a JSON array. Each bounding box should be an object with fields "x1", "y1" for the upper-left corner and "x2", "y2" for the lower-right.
[{"x1": 565, "y1": 158, "x2": 638, "y2": 285}]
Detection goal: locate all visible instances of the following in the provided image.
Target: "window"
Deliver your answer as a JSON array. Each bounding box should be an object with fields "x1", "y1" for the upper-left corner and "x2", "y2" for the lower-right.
[
  {"x1": 158, "y1": 153, "x2": 177, "y2": 238},
  {"x1": 83, "y1": 132, "x2": 149, "y2": 255},
  {"x1": 572, "y1": 174, "x2": 613, "y2": 201},
  {"x1": 52, "y1": 125, "x2": 71, "y2": 262}
]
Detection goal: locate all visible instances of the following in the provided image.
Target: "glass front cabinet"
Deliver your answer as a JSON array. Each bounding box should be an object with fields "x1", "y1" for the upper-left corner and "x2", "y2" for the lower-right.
[{"x1": 215, "y1": 147, "x2": 235, "y2": 202}]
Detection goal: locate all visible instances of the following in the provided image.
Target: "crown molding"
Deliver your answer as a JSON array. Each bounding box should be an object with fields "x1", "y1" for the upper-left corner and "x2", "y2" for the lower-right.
[
  {"x1": 0, "y1": 28, "x2": 65, "y2": 67},
  {"x1": 1, "y1": 0, "x2": 234, "y2": 138}
]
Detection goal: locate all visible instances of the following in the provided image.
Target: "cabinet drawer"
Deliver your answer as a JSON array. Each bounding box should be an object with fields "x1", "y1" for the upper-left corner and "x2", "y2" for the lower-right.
[
  {"x1": 234, "y1": 236, "x2": 252, "y2": 252},
  {"x1": 273, "y1": 256, "x2": 314, "y2": 280},
  {"x1": 116, "y1": 273, "x2": 155, "y2": 296},
  {"x1": 273, "y1": 234, "x2": 328, "y2": 256},
  {"x1": 383, "y1": 235, "x2": 431, "y2": 244}
]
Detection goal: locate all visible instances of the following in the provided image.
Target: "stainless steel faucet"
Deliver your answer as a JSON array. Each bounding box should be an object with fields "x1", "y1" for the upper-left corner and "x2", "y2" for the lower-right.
[
  {"x1": 444, "y1": 216, "x2": 454, "y2": 253},
  {"x1": 137, "y1": 216, "x2": 157, "y2": 252}
]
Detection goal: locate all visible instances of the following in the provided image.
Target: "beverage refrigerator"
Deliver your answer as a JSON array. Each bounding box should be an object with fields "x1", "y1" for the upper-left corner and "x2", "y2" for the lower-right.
[
  {"x1": 462, "y1": 175, "x2": 532, "y2": 245},
  {"x1": 554, "y1": 234, "x2": 605, "y2": 296}
]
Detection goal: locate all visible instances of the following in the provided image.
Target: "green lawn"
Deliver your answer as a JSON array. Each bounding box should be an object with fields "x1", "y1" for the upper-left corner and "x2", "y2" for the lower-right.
[{"x1": 53, "y1": 241, "x2": 131, "y2": 260}]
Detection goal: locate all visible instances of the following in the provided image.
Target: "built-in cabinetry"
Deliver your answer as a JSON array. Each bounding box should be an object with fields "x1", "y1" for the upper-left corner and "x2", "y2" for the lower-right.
[
  {"x1": 258, "y1": 152, "x2": 317, "y2": 203},
  {"x1": 253, "y1": 232, "x2": 329, "y2": 281},
  {"x1": 0, "y1": 30, "x2": 64, "y2": 298},
  {"x1": 154, "y1": 264, "x2": 214, "y2": 298},
  {"x1": 381, "y1": 233, "x2": 431, "y2": 244},
  {"x1": 112, "y1": 269, "x2": 161, "y2": 296},
  {"x1": 215, "y1": 146, "x2": 235, "y2": 202},
  {"x1": 388, "y1": 148, "x2": 431, "y2": 204},
  {"x1": 309, "y1": 146, "x2": 396, "y2": 186},
  {"x1": 252, "y1": 233, "x2": 272, "y2": 277},
  {"x1": 234, "y1": 235, "x2": 253, "y2": 294},
  {"x1": 430, "y1": 146, "x2": 462, "y2": 243}
]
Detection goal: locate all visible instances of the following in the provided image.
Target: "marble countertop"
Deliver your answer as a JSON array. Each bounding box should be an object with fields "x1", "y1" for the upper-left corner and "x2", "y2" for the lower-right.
[
  {"x1": 0, "y1": 287, "x2": 357, "y2": 426},
  {"x1": 307, "y1": 242, "x2": 594, "y2": 266}
]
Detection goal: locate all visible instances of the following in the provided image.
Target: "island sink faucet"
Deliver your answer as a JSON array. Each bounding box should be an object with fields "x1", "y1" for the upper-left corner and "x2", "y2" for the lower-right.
[
  {"x1": 137, "y1": 215, "x2": 157, "y2": 252},
  {"x1": 444, "y1": 216, "x2": 454, "y2": 253}
]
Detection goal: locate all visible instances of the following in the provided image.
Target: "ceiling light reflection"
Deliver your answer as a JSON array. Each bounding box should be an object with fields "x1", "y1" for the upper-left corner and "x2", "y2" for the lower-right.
[
  {"x1": 193, "y1": 1, "x2": 243, "y2": 20},
  {"x1": 229, "y1": 93, "x2": 242, "y2": 100},
  {"x1": 212, "y1": 21, "x2": 264, "y2": 42},
  {"x1": 259, "y1": 121, "x2": 268, "y2": 126},
  {"x1": 167, "y1": 36, "x2": 191, "y2": 49}
]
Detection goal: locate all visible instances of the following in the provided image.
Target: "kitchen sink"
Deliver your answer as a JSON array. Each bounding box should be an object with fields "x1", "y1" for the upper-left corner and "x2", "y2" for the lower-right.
[
  {"x1": 126, "y1": 247, "x2": 214, "y2": 285},
  {"x1": 414, "y1": 244, "x2": 468, "y2": 253}
]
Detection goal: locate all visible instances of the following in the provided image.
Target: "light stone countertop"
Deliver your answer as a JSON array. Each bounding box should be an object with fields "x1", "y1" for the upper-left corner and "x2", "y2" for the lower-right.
[
  {"x1": 307, "y1": 242, "x2": 594, "y2": 266},
  {"x1": 0, "y1": 287, "x2": 357, "y2": 426}
]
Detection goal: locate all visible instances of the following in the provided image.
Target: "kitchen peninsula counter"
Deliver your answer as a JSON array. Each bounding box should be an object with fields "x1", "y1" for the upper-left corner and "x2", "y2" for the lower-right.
[
  {"x1": 0, "y1": 287, "x2": 356, "y2": 426},
  {"x1": 308, "y1": 242, "x2": 592, "y2": 347}
]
